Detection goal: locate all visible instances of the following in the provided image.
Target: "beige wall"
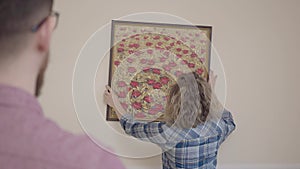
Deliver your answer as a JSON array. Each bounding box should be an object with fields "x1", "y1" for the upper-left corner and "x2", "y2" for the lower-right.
[{"x1": 39, "y1": 0, "x2": 300, "y2": 168}]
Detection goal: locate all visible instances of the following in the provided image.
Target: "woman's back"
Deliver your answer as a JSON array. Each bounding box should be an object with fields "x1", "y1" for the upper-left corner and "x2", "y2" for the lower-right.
[
  {"x1": 161, "y1": 110, "x2": 235, "y2": 169},
  {"x1": 120, "y1": 110, "x2": 235, "y2": 169}
]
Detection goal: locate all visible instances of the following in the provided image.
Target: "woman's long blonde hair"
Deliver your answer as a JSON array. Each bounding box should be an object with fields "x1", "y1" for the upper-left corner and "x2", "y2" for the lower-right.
[{"x1": 164, "y1": 72, "x2": 223, "y2": 128}]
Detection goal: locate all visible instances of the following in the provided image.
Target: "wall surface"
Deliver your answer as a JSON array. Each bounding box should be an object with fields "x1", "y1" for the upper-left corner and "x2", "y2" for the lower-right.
[{"x1": 39, "y1": 0, "x2": 300, "y2": 168}]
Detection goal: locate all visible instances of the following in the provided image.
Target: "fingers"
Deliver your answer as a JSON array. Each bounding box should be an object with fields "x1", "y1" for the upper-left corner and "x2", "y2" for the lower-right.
[
  {"x1": 209, "y1": 71, "x2": 217, "y2": 79},
  {"x1": 104, "y1": 88, "x2": 111, "y2": 101},
  {"x1": 213, "y1": 74, "x2": 218, "y2": 80},
  {"x1": 105, "y1": 85, "x2": 112, "y2": 93},
  {"x1": 104, "y1": 85, "x2": 112, "y2": 97},
  {"x1": 210, "y1": 70, "x2": 215, "y2": 77}
]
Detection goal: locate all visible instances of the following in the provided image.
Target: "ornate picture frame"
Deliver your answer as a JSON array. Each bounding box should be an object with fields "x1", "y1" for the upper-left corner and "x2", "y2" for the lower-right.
[{"x1": 107, "y1": 20, "x2": 212, "y2": 121}]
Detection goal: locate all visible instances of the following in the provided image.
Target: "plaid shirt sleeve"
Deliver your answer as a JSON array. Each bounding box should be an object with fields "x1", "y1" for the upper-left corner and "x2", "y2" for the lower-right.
[
  {"x1": 119, "y1": 114, "x2": 169, "y2": 145},
  {"x1": 218, "y1": 109, "x2": 236, "y2": 145}
]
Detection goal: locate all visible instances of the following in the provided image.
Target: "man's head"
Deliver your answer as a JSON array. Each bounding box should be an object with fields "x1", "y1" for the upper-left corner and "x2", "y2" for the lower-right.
[{"x1": 0, "y1": 0, "x2": 57, "y2": 96}]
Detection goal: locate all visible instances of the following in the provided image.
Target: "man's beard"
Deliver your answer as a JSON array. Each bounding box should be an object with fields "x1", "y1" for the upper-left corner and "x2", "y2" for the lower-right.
[{"x1": 35, "y1": 53, "x2": 49, "y2": 97}]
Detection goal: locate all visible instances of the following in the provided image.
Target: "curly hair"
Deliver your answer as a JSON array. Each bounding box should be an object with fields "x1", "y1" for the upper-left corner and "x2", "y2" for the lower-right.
[{"x1": 164, "y1": 72, "x2": 222, "y2": 128}]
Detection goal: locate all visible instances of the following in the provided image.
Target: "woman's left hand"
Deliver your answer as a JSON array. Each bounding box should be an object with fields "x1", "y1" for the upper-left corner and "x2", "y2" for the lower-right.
[{"x1": 104, "y1": 85, "x2": 117, "y2": 109}]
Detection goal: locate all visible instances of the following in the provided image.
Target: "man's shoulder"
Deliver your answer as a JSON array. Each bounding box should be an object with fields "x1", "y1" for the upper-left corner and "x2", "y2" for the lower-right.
[{"x1": 0, "y1": 112, "x2": 125, "y2": 169}]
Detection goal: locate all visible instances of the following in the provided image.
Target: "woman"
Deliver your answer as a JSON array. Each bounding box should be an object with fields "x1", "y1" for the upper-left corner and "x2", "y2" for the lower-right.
[{"x1": 104, "y1": 71, "x2": 235, "y2": 169}]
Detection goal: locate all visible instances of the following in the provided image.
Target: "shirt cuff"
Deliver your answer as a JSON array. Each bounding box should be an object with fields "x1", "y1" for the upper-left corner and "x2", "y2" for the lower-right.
[{"x1": 119, "y1": 114, "x2": 133, "y2": 126}]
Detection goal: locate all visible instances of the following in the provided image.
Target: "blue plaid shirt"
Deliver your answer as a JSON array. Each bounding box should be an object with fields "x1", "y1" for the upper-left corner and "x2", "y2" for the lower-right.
[{"x1": 120, "y1": 110, "x2": 235, "y2": 169}]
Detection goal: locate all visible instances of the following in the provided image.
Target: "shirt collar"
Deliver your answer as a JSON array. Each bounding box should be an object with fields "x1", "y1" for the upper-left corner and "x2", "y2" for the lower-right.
[{"x1": 0, "y1": 83, "x2": 43, "y2": 114}]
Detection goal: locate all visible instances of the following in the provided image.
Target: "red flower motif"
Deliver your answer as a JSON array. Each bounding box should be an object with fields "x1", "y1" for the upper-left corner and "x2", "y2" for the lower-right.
[
  {"x1": 188, "y1": 63, "x2": 195, "y2": 68},
  {"x1": 200, "y1": 58, "x2": 205, "y2": 63},
  {"x1": 166, "y1": 46, "x2": 172, "y2": 50},
  {"x1": 164, "y1": 37, "x2": 170, "y2": 41},
  {"x1": 149, "y1": 108, "x2": 159, "y2": 115},
  {"x1": 181, "y1": 60, "x2": 188, "y2": 65},
  {"x1": 153, "y1": 35, "x2": 160, "y2": 40},
  {"x1": 147, "y1": 49, "x2": 153, "y2": 54},
  {"x1": 153, "y1": 82, "x2": 162, "y2": 89},
  {"x1": 114, "y1": 60, "x2": 120, "y2": 66},
  {"x1": 118, "y1": 81, "x2": 126, "y2": 87},
  {"x1": 119, "y1": 43, "x2": 124, "y2": 47},
  {"x1": 132, "y1": 102, "x2": 142, "y2": 110},
  {"x1": 157, "y1": 42, "x2": 163, "y2": 46},
  {"x1": 134, "y1": 51, "x2": 143, "y2": 56},
  {"x1": 128, "y1": 50, "x2": 134, "y2": 54},
  {"x1": 183, "y1": 50, "x2": 189, "y2": 54},
  {"x1": 176, "y1": 54, "x2": 182, "y2": 58},
  {"x1": 146, "y1": 42, "x2": 153, "y2": 46},
  {"x1": 191, "y1": 53, "x2": 197, "y2": 58},
  {"x1": 160, "y1": 76, "x2": 170, "y2": 84},
  {"x1": 176, "y1": 41, "x2": 182, "y2": 45},
  {"x1": 163, "y1": 65, "x2": 171, "y2": 71},
  {"x1": 143, "y1": 68, "x2": 151, "y2": 73},
  {"x1": 160, "y1": 57, "x2": 167, "y2": 62},
  {"x1": 155, "y1": 46, "x2": 164, "y2": 51},
  {"x1": 201, "y1": 49, "x2": 206, "y2": 54},
  {"x1": 117, "y1": 48, "x2": 124, "y2": 53},
  {"x1": 128, "y1": 67, "x2": 137, "y2": 73},
  {"x1": 147, "y1": 79, "x2": 156, "y2": 85},
  {"x1": 130, "y1": 81, "x2": 139, "y2": 87},
  {"x1": 132, "y1": 90, "x2": 141, "y2": 97},
  {"x1": 169, "y1": 62, "x2": 177, "y2": 67},
  {"x1": 155, "y1": 104, "x2": 164, "y2": 111},
  {"x1": 163, "y1": 51, "x2": 170, "y2": 57},
  {"x1": 176, "y1": 48, "x2": 182, "y2": 52},
  {"x1": 170, "y1": 42, "x2": 175, "y2": 46},
  {"x1": 147, "y1": 59, "x2": 155, "y2": 65},
  {"x1": 118, "y1": 91, "x2": 126, "y2": 98},
  {"x1": 127, "y1": 58, "x2": 134, "y2": 63},
  {"x1": 152, "y1": 68, "x2": 161, "y2": 75},
  {"x1": 144, "y1": 36, "x2": 149, "y2": 39},
  {"x1": 143, "y1": 96, "x2": 151, "y2": 103},
  {"x1": 197, "y1": 68, "x2": 204, "y2": 75},
  {"x1": 140, "y1": 59, "x2": 147, "y2": 64},
  {"x1": 133, "y1": 43, "x2": 140, "y2": 48}
]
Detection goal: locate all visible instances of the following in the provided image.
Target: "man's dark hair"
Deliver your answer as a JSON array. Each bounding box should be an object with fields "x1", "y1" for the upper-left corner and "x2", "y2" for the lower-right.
[{"x1": 0, "y1": 0, "x2": 53, "y2": 54}]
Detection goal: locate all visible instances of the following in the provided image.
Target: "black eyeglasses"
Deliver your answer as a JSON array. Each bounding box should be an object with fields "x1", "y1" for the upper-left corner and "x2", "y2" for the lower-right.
[{"x1": 31, "y1": 11, "x2": 60, "y2": 32}]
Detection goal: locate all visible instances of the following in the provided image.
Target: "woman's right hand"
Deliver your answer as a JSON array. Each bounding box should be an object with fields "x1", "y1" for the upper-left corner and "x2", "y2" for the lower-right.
[{"x1": 209, "y1": 70, "x2": 217, "y2": 91}]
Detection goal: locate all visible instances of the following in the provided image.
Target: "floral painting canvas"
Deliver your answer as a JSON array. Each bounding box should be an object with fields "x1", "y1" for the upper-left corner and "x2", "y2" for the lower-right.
[{"x1": 107, "y1": 20, "x2": 212, "y2": 121}]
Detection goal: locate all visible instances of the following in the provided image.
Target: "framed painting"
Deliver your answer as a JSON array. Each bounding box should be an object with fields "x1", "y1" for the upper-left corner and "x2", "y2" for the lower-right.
[{"x1": 107, "y1": 20, "x2": 212, "y2": 121}]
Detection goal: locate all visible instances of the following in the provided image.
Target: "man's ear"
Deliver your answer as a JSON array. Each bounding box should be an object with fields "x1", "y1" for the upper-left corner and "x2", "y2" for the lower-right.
[{"x1": 36, "y1": 18, "x2": 55, "y2": 53}]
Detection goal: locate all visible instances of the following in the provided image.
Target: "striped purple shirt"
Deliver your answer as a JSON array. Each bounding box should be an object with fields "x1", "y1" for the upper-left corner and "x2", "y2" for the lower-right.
[{"x1": 0, "y1": 84, "x2": 125, "y2": 169}]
